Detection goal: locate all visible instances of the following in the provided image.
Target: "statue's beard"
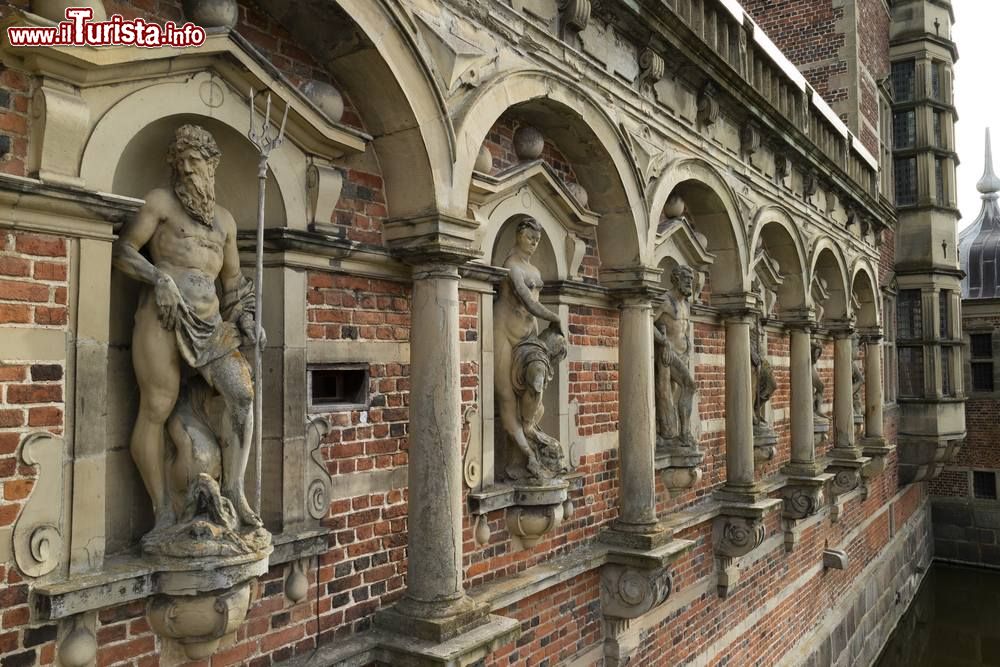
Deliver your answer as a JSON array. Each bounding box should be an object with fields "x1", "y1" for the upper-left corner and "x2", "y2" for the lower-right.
[{"x1": 173, "y1": 173, "x2": 216, "y2": 227}]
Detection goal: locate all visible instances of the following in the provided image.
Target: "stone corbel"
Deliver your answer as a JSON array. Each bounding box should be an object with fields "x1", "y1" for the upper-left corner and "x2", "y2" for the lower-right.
[
  {"x1": 559, "y1": 0, "x2": 591, "y2": 45},
  {"x1": 780, "y1": 474, "x2": 833, "y2": 522},
  {"x1": 565, "y1": 233, "x2": 587, "y2": 278},
  {"x1": 712, "y1": 500, "x2": 779, "y2": 597},
  {"x1": 305, "y1": 416, "x2": 333, "y2": 521},
  {"x1": 826, "y1": 457, "x2": 870, "y2": 499},
  {"x1": 697, "y1": 82, "x2": 721, "y2": 129},
  {"x1": 305, "y1": 163, "x2": 344, "y2": 235},
  {"x1": 506, "y1": 480, "x2": 570, "y2": 549},
  {"x1": 13, "y1": 432, "x2": 65, "y2": 578},
  {"x1": 147, "y1": 583, "x2": 252, "y2": 661},
  {"x1": 638, "y1": 48, "x2": 665, "y2": 97},
  {"x1": 601, "y1": 564, "x2": 672, "y2": 620},
  {"x1": 774, "y1": 152, "x2": 791, "y2": 188},
  {"x1": 802, "y1": 170, "x2": 818, "y2": 204},
  {"x1": 30, "y1": 79, "x2": 90, "y2": 188},
  {"x1": 740, "y1": 122, "x2": 761, "y2": 163},
  {"x1": 826, "y1": 187, "x2": 841, "y2": 217}
]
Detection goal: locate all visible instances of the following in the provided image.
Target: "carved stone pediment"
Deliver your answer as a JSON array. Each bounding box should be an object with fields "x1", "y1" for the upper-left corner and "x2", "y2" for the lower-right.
[
  {"x1": 621, "y1": 121, "x2": 671, "y2": 187},
  {"x1": 412, "y1": 10, "x2": 498, "y2": 93}
]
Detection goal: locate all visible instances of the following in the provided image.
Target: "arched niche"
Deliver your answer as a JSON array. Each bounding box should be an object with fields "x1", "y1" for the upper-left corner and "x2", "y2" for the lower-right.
[
  {"x1": 650, "y1": 159, "x2": 749, "y2": 296},
  {"x1": 255, "y1": 0, "x2": 454, "y2": 219},
  {"x1": 454, "y1": 73, "x2": 648, "y2": 271},
  {"x1": 749, "y1": 208, "x2": 808, "y2": 316},
  {"x1": 81, "y1": 72, "x2": 304, "y2": 229},
  {"x1": 850, "y1": 262, "x2": 881, "y2": 329},
  {"x1": 810, "y1": 242, "x2": 851, "y2": 324},
  {"x1": 653, "y1": 217, "x2": 716, "y2": 299},
  {"x1": 491, "y1": 215, "x2": 560, "y2": 282},
  {"x1": 111, "y1": 114, "x2": 286, "y2": 231}
]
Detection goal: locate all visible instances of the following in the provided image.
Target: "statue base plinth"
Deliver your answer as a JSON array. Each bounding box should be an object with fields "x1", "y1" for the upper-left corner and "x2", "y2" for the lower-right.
[
  {"x1": 753, "y1": 428, "x2": 778, "y2": 465},
  {"x1": 376, "y1": 594, "x2": 491, "y2": 643},
  {"x1": 602, "y1": 521, "x2": 674, "y2": 551},
  {"x1": 655, "y1": 446, "x2": 704, "y2": 495}
]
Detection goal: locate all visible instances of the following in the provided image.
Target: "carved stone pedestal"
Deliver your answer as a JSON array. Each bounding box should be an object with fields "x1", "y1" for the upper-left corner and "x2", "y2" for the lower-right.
[
  {"x1": 655, "y1": 447, "x2": 704, "y2": 496},
  {"x1": 712, "y1": 499, "x2": 781, "y2": 597},
  {"x1": 148, "y1": 583, "x2": 251, "y2": 660},
  {"x1": 814, "y1": 417, "x2": 831, "y2": 449},
  {"x1": 861, "y1": 437, "x2": 894, "y2": 477},
  {"x1": 780, "y1": 473, "x2": 833, "y2": 520},
  {"x1": 507, "y1": 480, "x2": 570, "y2": 549},
  {"x1": 826, "y1": 450, "x2": 872, "y2": 498},
  {"x1": 753, "y1": 428, "x2": 778, "y2": 465}
]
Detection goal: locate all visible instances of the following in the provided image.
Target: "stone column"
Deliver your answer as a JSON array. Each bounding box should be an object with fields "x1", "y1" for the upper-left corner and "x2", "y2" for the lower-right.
[
  {"x1": 788, "y1": 326, "x2": 817, "y2": 470},
  {"x1": 832, "y1": 331, "x2": 857, "y2": 453},
  {"x1": 723, "y1": 314, "x2": 756, "y2": 495},
  {"x1": 379, "y1": 262, "x2": 482, "y2": 638},
  {"x1": 613, "y1": 297, "x2": 659, "y2": 536},
  {"x1": 864, "y1": 337, "x2": 884, "y2": 440}
]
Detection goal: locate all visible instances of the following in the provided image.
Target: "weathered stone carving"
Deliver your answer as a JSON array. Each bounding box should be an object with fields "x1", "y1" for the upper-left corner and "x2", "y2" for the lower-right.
[
  {"x1": 780, "y1": 480, "x2": 826, "y2": 520},
  {"x1": 697, "y1": 82, "x2": 720, "y2": 128},
  {"x1": 305, "y1": 163, "x2": 344, "y2": 233},
  {"x1": 306, "y1": 416, "x2": 333, "y2": 520},
  {"x1": 740, "y1": 122, "x2": 761, "y2": 161},
  {"x1": 559, "y1": 0, "x2": 591, "y2": 43},
  {"x1": 58, "y1": 616, "x2": 97, "y2": 667},
  {"x1": 811, "y1": 338, "x2": 826, "y2": 419},
  {"x1": 713, "y1": 514, "x2": 766, "y2": 559},
  {"x1": 654, "y1": 265, "x2": 698, "y2": 452},
  {"x1": 111, "y1": 124, "x2": 270, "y2": 557},
  {"x1": 494, "y1": 217, "x2": 568, "y2": 482},
  {"x1": 147, "y1": 583, "x2": 252, "y2": 660},
  {"x1": 285, "y1": 559, "x2": 309, "y2": 603},
  {"x1": 513, "y1": 125, "x2": 544, "y2": 161},
  {"x1": 601, "y1": 564, "x2": 673, "y2": 619},
  {"x1": 638, "y1": 48, "x2": 665, "y2": 96},
  {"x1": 852, "y1": 337, "x2": 865, "y2": 438},
  {"x1": 12, "y1": 432, "x2": 64, "y2": 577},
  {"x1": 751, "y1": 280, "x2": 778, "y2": 463},
  {"x1": 803, "y1": 170, "x2": 818, "y2": 202}
]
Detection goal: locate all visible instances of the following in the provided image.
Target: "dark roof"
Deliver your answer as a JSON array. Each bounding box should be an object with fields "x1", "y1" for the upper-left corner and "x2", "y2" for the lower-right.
[{"x1": 961, "y1": 129, "x2": 1000, "y2": 298}]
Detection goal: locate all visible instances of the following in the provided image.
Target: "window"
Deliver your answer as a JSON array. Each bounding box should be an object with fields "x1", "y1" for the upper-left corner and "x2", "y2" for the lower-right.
[
  {"x1": 942, "y1": 346, "x2": 954, "y2": 396},
  {"x1": 971, "y1": 332, "x2": 994, "y2": 393},
  {"x1": 308, "y1": 363, "x2": 370, "y2": 410},
  {"x1": 898, "y1": 290, "x2": 923, "y2": 339},
  {"x1": 935, "y1": 158, "x2": 946, "y2": 205},
  {"x1": 895, "y1": 157, "x2": 917, "y2": 206},
  {"x1": 939, "y1": 290, "x2": 952, "y2": 339},
  {"x1": 898, "y1": 346, "x2": 925, "y2": 397},
  {"x1": 891, "y1": 60, "x2": 916, "y2": 102},
  {"x1": 933, "y1": 111, "x2": 943, "y2": 148},
  {"x1": 883, "y1": 294, "x2": 898, "y2": 403},
  {"x1": 931, "y1": 62, "x2": 943, "y2": 101},
  {"x1": 893, "y1": 110, "x2": 916, "y2": 149},
  {"x1": 974, "y1": 471, "x2": 998, "y2": 500}
]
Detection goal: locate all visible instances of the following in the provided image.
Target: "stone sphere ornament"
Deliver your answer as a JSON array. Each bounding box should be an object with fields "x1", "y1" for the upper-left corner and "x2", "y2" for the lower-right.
[
  {"x1": 513, "y1": 125, "x2": 545, "y2": 161},
  {"x1": 59, "y1": 625, "x2": 97, "y2": 667},
  {"x1": 476, "y1": 144, "x2": 494, "y2": 173},
  {"x1": 474, "y1": 514, "x2": 491, "y2": 546},
  {"x1": 32, "y1": 0, "x2": 106, "y2": 22},
  {"x1": 302, "y1": 80, "x2": 345, "y2": 123},
  {"x1": 566, "y1": 181, "x2": 589, "y2": 209},
  {"x1": 182, "y1": 0, "x2": 238, "y2": 29}
]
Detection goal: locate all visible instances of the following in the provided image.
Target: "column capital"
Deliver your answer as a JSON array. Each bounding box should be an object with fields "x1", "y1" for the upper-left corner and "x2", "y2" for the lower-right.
[
  {"x1": 601, "y1": 265, "x2": 664, "y2": 293},
  {"x1": 411, "y1": 262, "x2": 461, "y2": 281},
  {"x1": 782, "y1": 307, "x2": 817, "y2": 332},
  {"x1": 828, "y1": 320, "x2": 856, "y2": 338},
  {"x1": 715, "y1": 292, "x2": 760, "y2": 322},
  {"x1": 384, "y1": 212, "x2": 483, "y2": 266},
  {"x1": 856, "y1": 326, "x2": 883, "y2": 343}
]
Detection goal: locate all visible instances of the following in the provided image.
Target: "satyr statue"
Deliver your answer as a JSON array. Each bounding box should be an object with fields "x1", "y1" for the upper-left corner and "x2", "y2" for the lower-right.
[
  {"x1": 654, "y1": 265, "x2": 698, "y2": 451},
  {"x1": 751, "y1": 315, "x2": 777, "y2": 434},
  {"x1": 811, "y1": 338, "x2": 826, "y2": 418},
  {"x1": 494, "y1": 217, "x2": 568, "y2": 481},
  {"x1": 113, "y1": 124, "x2": 268, "y2": 556}
]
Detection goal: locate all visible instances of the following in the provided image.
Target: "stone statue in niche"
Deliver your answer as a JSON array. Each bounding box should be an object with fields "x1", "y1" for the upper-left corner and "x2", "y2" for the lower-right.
[
  {"x1": 750, "y1": 281, "x2": 778, "y2": 451},
  {"x1": 852, "y1": 336, "x2": 865, "y2": 436},
  {"x1": 112, "y1": 124, "x2": 269, "y2": 557},
  {"x1": 812, "y1": 338, "x2": 826, "y2": 418},
  {"x1": 654, "y1": 265, "x2": 698, "y2": 452},
  {"x1": 494, "y1": 217, "x2": 568, "y2": 481}
]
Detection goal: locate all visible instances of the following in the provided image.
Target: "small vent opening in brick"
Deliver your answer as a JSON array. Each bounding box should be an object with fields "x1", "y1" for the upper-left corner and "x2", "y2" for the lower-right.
[
  {"x1": 973, "y1": 471, "x2": 998, "y2": 500},
  {"x1": 309, "y1": 364, "x2": 369, "y2": 410}
]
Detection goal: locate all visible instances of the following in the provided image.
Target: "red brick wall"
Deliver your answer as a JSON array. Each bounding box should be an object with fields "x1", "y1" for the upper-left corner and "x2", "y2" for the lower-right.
[
  {"x1": 569, "y1": 362, "x2": 619, "y2": 436},
  {"x1": 742, "y1": 0, "x2": 848, "y2": 106},
  {"x1": 567, "y1": 306, "x2": 617, "y2": 347}
]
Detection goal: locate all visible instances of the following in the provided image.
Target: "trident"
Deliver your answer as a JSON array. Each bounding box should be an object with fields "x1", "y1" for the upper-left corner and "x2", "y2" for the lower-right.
[{"x1": 247, "y1": 88, "x2": 288, "y2": 515}]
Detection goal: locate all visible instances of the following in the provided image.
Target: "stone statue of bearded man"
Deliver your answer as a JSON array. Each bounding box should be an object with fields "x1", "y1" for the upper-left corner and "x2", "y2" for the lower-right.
[{"x1": 113, "y1": 124, "x2": 265, "y2": 553}]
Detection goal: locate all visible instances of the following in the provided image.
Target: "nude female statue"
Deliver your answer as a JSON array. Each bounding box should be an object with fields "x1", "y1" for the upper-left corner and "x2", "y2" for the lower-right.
[{"x1": 494, "y1": 217, "x2": 566, "y2": 480}]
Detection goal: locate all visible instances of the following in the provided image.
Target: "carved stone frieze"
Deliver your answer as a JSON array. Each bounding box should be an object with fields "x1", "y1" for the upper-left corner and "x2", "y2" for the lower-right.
[
  {"x1": 601, "y1": 564, "x2": 672, "y2": 619},
  {"x1": 13, "y1": 432, "x2": 65, "y2": 578}
]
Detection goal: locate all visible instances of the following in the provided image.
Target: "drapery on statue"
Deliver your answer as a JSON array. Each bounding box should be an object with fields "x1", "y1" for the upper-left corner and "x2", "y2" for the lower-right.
[
  {"x1": 811, "y1": 338, "x2": 826, "y2": 418},
  {"x1": 494, "y1": 217, "x2": 568, "y2": 482},
  {"x1": 654, "y1": 265, "x2": 698, "y2": 451},
  {"x1": 852, "y1": 336, "x2": 864, "y2": 422},
  {"x1": 112, "y1": 124, "x2": 268, "y2": 556},
  {"x1": 751, "y1": 315, "x2": 777, "y2": 434}
]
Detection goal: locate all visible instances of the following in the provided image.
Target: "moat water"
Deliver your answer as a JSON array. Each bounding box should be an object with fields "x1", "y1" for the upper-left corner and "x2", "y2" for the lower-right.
[{"x1": 876, "y1": 563, "x2": 1000, "y2": 666}]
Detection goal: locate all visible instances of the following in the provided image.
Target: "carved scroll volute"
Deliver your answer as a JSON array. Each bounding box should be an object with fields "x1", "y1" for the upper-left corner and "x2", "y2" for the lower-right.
[
  {"x1": 638, "y1": 48, "x2": 665, "y2": 96},
  {"x1": 740, "y1": 122, "x2": 761, "y2": 162},
  {"x1": 13, "y1": 433, "x2": 65, "y2": 578},
  {"x1": 559, "y1": 0, "x2": 591, "y2": 42},
  {"x1": 305, "y1": 417, "x2": 333, "y2": 520},
  {"x1": 601, "y1": 564, "x2": 673, "y2": 619}
]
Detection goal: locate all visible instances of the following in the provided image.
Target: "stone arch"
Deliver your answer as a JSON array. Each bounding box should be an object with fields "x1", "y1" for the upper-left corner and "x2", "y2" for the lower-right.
[
  {"x1": 453, "y1": 70, "x2": 648, "y2": 271},
  {"x1": 809, "y1": 239, "x2": 851, "y2": 323},
  {"x1": 649, "y1": 158, "x2": 749, "y2": 295},
  {"x1": 749, "y1": 207, "x2": 809, "y2": 313},
  {"x1": 81, "y1": 73, "x2": 300, "y2": 229},
  {"x1": 850, "y1": 260, "x2": 881, "y2": 329},
  {"x1": 258, "y1": 0, "x2": 455, "y2": 219}
]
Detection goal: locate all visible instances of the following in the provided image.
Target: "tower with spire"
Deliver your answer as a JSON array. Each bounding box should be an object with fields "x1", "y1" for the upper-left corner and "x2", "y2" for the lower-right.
[{"x1": 959, "y1": 129, "x2": 1000, "y2": 298}]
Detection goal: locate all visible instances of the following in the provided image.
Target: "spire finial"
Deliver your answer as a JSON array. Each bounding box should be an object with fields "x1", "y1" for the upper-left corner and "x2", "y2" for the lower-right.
[{"x1": 978, "y1": 128, "x2": 1000, "y2": 196}]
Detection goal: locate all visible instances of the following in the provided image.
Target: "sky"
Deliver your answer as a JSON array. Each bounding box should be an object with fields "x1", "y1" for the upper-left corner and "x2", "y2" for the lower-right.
[{"x1": 953, "y1": 2, "x2": 1000, "y2": 232}]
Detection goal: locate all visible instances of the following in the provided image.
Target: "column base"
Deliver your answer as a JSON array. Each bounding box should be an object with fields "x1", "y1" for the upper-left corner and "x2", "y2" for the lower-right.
[
  {"x1": 602, "y1": 520, "x2": 674, "y2": 551},
  {"x1": 860, "y1": 437, "x2": 894, "y2": 476},
  {"x1": 713, "y1": 483, "x2": 770, "y2": 505},
  {"x1": 375, "y1": 614, "x2": 520, "y2": 667},
  {"x1": 825, "y1": 455, "x2": 872, "y2": 497},
  {"x1": 376, "y1": 594, "x2": 490, "y2": 643}
]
